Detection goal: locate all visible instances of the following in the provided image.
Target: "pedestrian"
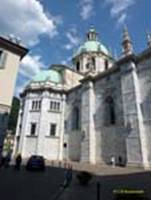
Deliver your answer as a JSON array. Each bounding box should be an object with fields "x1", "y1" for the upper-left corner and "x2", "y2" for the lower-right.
[
  {"x1": 1, "y1": 150, "x2": 7, "y2": 168},
  {"x1": 1, "y1": 155, "x2": 6, "y2": 168},
  {"x1": 110, "y1": 155, "x2": 115, "y2": 167},
  {"x1": 66, "y1": 165, "x2": 72, "y2": 185},
  {"x1": 60, "y1": 165, "x2": 73, "y2": 188},
  {"x1": 118, "y1": 156, "x2": 122, "y2": 166},
  {"x1": 14, "y1": 154, "x2": 22, "y2": 170},
  {"x1": 4, "y1": 152, "x2": 11, "y2": 168}
]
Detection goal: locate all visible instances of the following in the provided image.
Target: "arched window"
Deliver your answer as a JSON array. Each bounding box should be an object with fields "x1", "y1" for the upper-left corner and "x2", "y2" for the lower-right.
[
  {"x1": 72, "y1": 107, "x2": 80, "y2": 130},
  {"x1": 76, "y1": 61, "x2": 80, "y2": 71},
  {"x1": 106, "y1": 96, "x2": 116, "y2": 125},
  {"x1": 91, "y1": 57, "x2": 95, "y2": 70},
  {"x1": 86, "y1": 62, "x2": 90, "y2": 69},
  {"x1": 86, "y1": 57, "x2": 95, "y2": 70},
  {"x1": 105, "y1": 59, "x2": 109, "y2": 70}
]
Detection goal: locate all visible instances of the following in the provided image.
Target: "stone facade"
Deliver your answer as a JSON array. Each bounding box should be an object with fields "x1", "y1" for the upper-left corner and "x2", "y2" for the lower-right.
[{"x1": 13, "y1": 29, "x2": 151, "y2": 168}]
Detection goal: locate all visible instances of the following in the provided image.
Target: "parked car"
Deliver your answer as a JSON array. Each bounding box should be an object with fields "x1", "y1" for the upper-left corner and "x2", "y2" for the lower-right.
[{"x1": 26, "y1": 155, "x2": 45, "y2": 171}]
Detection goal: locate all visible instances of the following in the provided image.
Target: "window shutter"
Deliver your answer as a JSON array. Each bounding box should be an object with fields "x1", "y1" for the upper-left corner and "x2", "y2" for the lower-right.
[{"x1": 0, "y1": 51, "x2": 7, "y2": 69}]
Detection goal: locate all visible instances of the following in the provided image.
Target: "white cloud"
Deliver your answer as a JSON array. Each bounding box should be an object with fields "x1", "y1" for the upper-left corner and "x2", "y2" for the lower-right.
[
  {"x1": 105, "y1": 0, "x2": 136, "y2": 24},
  {"x1": 118, "y1": 13, "x2": 127, "y2": 24},
  {"x1": 15, "y1": 53, "x2": 46, "y2": 96},
  {"x1": 64, "y1": 44, "x2": 73, "y2": 50},
  {"x1": 0, "y1": 0, "x2": 61, "y2": 46},
  {"x1": 80, "y1": 0, "x2": 94, "y2": 20},
  {"x1": 19, "y1": 54, "x2": 46, "y2": 79},
  {"x1": 64, "y1": 28, "x2": 81, "y2": 50}
]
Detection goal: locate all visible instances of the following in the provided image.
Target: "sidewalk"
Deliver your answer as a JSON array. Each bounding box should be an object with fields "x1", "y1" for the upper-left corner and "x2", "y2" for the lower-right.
[{"x1": 45, "y1": 160, "x2": 151, "y2": 175}]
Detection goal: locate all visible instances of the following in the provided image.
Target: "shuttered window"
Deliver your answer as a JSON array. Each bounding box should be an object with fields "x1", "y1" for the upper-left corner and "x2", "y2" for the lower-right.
[{"x1": 0, "y1": 50, "x2": 7, "y2": 69}]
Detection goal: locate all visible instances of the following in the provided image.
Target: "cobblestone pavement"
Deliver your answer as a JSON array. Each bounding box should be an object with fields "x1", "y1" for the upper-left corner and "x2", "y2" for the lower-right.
[{"x1": 0, "y1": 165, "x2": 151, "y2": 200}]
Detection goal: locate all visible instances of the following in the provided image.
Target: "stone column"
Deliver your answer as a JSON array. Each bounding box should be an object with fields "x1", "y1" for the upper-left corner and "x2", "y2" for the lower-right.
[
  {"x1": 36, "y1": 94, "x2": 47, "y2": 155},
  {"x1": 121, "y1": 61, "x2": 149, "y2": 168},
  {"x1": 82, "y1": 56, "x2": 88, "y2": 73},
  {"x1": 132, "y1": 64, "x2": 149, "y2": 168}
]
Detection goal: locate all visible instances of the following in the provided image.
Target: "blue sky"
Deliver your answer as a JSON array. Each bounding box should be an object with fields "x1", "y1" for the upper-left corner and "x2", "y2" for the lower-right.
[{"x1": 0, "y1": 0, "x2": 150, "y2": 96}]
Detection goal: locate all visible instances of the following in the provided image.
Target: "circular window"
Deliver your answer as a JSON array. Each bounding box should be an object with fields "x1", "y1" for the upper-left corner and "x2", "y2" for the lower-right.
[{"x1": 63, "y1": 143, "x2": 67, "y2": 148}]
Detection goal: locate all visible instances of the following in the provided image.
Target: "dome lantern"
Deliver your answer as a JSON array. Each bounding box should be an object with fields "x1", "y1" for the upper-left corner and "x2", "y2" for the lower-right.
[{"x1": 87, "y1": 28, "x2": 98, "y2": 41}]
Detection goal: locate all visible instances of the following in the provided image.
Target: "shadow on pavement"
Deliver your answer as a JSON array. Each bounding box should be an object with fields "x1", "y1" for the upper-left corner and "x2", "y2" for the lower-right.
[{"x1": 0, "y1": 165, "x2": 151, "y2": 200}]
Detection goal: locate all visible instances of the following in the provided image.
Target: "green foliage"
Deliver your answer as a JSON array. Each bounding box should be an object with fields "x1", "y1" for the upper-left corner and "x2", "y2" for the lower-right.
[
  {"x1": 3, "y1": 142, "x2": 11, "y2": 152},
  {"x1": 8, "y1": 96, "x2": 20, "y2": 134}
]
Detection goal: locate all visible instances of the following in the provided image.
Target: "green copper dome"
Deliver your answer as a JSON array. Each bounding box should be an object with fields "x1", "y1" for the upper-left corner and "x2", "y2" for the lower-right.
[
  {"x1": 73, "y1": 28, "x2": 111, "y2": 57},
  {"x1": 74, "y1": 41, "x2": 110, "y2": 56},
  {"x1": 31, "y1": 69, "x2": 62, "y2": 84}
]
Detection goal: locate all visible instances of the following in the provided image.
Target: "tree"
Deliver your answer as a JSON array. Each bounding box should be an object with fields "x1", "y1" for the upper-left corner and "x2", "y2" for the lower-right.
[{"x1": 8, "y1": 97, "x2": 20, "y2": 135}]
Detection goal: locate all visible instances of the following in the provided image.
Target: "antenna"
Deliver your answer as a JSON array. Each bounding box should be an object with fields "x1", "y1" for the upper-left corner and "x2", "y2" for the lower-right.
[
  {"x1": 8, "y1": 34, "x2": 21, "y2": 44},
  {"x1": 15, "y1": 37, "x2": 21, "y2": 44},
  {"x1": 8, "y1": 34, "x2": 15, "y2": 42}
]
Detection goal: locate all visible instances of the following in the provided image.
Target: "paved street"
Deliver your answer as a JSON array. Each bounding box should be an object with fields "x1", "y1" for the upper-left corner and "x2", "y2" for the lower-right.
[{"x1": 0, "y1": 165, "x2": 151, "y2": 200}]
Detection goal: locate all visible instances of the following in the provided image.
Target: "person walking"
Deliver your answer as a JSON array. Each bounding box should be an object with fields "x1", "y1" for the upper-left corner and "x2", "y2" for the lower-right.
[
  {"x1": 1, "y1": 151, "x2": 7, "y2": 167},
  {"x1": 60, "y1": 165, "x2": 73, "y2": 188},
  {"x1": 110, "y1": 155, "x2": 115, "y2": 167},
  {"x1": 14, "y1": 154, "x2": 22, "y2": 170},
  {"x1": 3, "y1": 151, "x2": 11, "y2": 168},
  {"x1": 66, "y1": 165, "x2": 73, "y2": 186}
]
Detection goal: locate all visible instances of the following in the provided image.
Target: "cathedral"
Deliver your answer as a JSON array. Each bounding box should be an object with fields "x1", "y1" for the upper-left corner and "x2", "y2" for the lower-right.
[{"x1": 13, "y1": 27, "x2": 151, "y2": 168}]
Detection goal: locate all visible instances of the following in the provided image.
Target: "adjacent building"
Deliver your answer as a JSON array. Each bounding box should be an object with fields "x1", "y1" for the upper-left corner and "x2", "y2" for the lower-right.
[
  {"x1": 0, "y1": 36, "x2": 28, "y2": 152},
  {"x1": 13, "y1": 28, "x2": 151, "y2": 168}
]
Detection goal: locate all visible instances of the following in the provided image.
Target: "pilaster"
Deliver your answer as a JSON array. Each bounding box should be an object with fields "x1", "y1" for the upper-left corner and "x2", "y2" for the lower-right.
[
  {"x1": 81, "y1": 80, "x2": 96, "y2": 164},
  {"x1": 36, "y1": 94, "x2": 47, "y2": 155},
  {"x1": 18, "y1": 97, "x2": 31, "y2": 157},
  {"x1": 12, "y1": 105, "x2": 22, "y2": 157},
  {"x1": 120, "y1": 60, "x2": 149, "y2": 168},
  {"x1": 58, "y1": 94, "x2": 66, "y2": 160}
]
